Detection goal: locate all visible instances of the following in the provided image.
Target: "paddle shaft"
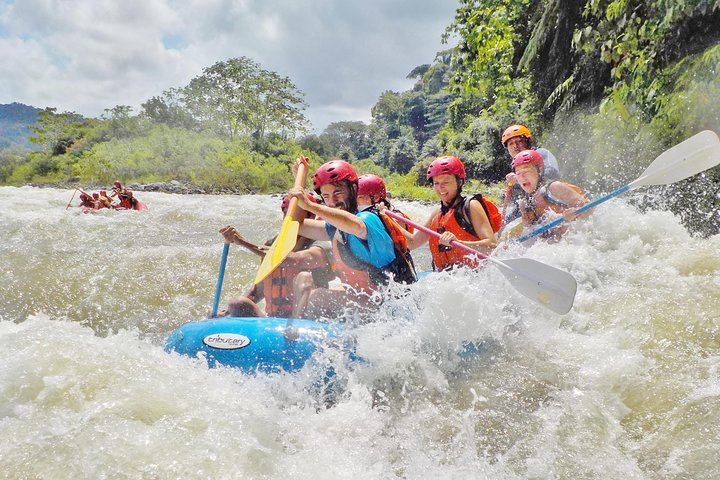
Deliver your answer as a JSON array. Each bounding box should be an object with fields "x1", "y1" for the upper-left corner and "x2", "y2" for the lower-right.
[
  {"x1": 211, "y1": 242, "x2": 230, "y2": 318},
  {"x1": 516, "y1": 184, "x2": 630, "y2": 242},
  {"x1": 384, "y1": 209, "x2": 488, "y2": 259},
  {"x1": 384, "y1": 209, "x2": 578, "y2": 314},
  {"x1": 498, "y1": 183, "x2": 514, "y2": 232},
  {"x1": 517, "y1": 130, "x2": 720, "y2": 243},
  {"x1": 66, "y1": 189, "x2": 77, "y2": 209}
]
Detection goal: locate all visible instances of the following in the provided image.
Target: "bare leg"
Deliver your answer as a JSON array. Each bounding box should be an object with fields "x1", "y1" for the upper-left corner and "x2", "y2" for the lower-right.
[
  {"x1": 303, "y1": 287, "x2": 374, "y2": 320},
  {"x1": 227, "y1": 296, "x2": 265, "y2": 318},
  {"x1": 291, "y1": 271, "x2": 315, "y2": 318}
]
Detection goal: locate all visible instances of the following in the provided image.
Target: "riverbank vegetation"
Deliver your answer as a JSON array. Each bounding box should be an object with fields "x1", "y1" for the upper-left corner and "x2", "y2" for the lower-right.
[{"x1": 2, "y1": 1, "x2": 719, "y2": 234}]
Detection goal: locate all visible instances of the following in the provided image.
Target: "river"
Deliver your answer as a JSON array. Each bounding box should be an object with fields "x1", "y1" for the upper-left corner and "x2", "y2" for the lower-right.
[{"x1": 1, "y1": 185, "x2": 719, "y2": 479}]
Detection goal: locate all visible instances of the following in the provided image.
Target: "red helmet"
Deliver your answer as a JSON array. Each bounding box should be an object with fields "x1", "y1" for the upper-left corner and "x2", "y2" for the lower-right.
[
  {"x1": 312, "y1": 160, "x2": 358, "y2": 193},
  {"x1": 512, "y1": 149, "x2": 544, "y2": 172},
  {"x1": 501, "y1": 124, "x2": 533, "y2": 146},
  {"x1": 79, "y1": 193, "x2": 89, "y2": 200},
  {"x1": 357, "y1": 174, "x2": 387, "y2": 200},
  {"x1": 99, "y1": 190, "x2": 107, "y2": 195},
  {"x1": 92, "y1": 193, "x2": 99, "y2": 199},
  {"x1": 281, "y1": 193, "x2": 316, "y2": 211},
  {"x1": 113, "y1": 180, "x2": 122, "y2": 188},
  {"x1": 427, "y1": 156, "x2": 466, "y2": 180}
]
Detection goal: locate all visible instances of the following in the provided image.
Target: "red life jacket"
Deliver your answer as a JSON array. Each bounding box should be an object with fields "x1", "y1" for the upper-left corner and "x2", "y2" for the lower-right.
[
  {"x1": 428, "y1": 194, "x2": 500, "y2": 271},
  {"x1": 118, "y1": 194, "x2": 133, "y2": 209}
]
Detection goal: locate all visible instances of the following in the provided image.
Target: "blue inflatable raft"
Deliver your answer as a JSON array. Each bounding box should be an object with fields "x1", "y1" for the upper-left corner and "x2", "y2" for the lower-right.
[{"x1": 164, "y1": 317, "x2": 348, "y2": 374}]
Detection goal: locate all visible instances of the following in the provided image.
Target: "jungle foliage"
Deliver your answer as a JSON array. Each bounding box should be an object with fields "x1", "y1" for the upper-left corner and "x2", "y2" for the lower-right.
[{"x1": 2, "y1": 3, "x2": 719, "y2": 233}]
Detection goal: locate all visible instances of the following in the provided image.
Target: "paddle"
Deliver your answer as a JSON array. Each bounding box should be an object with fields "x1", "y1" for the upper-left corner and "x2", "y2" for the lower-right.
[
  {"x1": 497, "y1": 182, "x2": 514, "y2": 234},
  {"x1": 210, "y1": 242, "x2": 230, "y2": 318},
  {"x1": 65, "y1": 188, "x2": 77, "y2": 209},
  {"x1": 254, "y1": 161, "x2": 309, "y2": 284},
  {"x1": 517, "y1": 130, "x2": 720, "y2": 242},
  {"x1": 384, "y1": 210, "x2": 577, "y2": 315}
]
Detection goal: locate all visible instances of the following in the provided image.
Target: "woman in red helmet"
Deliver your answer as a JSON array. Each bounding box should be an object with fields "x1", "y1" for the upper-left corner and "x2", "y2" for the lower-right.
[
  {"x1": 404, "y1": 156, "x2": 498, "y2": 271},
  {"x1": 501, "y1": 123, "x2": 561, "y2": 223},
  {"x1": 357, "y1": 173, "x2": 414, "y2": 232},
  {"x1": 286, "y1": 156, "x2": 411, "y2": 319},
  {"x1": 512, "y1": 149, "x2": 588, "y2": 238},
  {"x1": 215, "y1": 193, "x2": 333, "y2": 318}
]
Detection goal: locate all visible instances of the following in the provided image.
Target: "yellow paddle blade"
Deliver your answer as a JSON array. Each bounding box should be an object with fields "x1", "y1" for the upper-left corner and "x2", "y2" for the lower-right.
[
  {"x1": 253, "y1": 160, "x2": 308, "y2": 284},
  {"x1": 253, "y1": 198, "x2": 300, "y2": 284}
]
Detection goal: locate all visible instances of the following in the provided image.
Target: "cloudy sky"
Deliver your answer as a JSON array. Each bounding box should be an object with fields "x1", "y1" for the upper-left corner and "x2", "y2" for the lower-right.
[{"x1": 0, "y1": 0, "x2": 459, "y2": 132}]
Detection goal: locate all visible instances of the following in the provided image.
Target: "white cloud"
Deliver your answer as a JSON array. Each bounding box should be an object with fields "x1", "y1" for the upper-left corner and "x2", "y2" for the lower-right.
[{"x1": 0, "y1": 0, "x2": 457, "y2": 132}]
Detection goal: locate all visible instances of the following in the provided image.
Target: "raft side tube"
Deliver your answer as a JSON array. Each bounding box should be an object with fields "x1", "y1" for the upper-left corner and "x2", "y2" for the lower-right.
[{"x1": 164, "y1": 317, "x2": 346, "y2": 374}]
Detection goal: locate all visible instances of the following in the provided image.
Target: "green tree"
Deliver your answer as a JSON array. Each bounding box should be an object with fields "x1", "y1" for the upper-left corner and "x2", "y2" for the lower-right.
[
  {"x1": 100, "y1": 105, "x2": 145, "y2": 139},
  {"x1": 28, "y1": 108, "x2": 88, "y2": 155},
  {"x1": 181, "y1": 57, "x2": 308, "y2": 141},
  {"x1": 141, "y1": 89, "x2": 198, "y2": 131},
  {"x1": 387, "y1": 127, "x2": 419, "y2": 174},
  {"x1": 321, "y1": 121, "x2": 372, "y2": 159}
]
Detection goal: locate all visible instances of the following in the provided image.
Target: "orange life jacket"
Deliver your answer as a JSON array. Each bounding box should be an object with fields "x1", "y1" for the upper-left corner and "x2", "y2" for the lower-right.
[
  {"x1": 390, "y1": 209, "x2": 415, "y2": 233},
  {"x1": 376, "y1": 210, "x2": 417, "y2": 283},
  {"x1": 428, "y1": 206, "x2": 482, "y2": 271},
  {"x1": 427, "y1": 194, "x2": 500, "y2": 271},
  {"x1": 331, "y1": 233, "x2": 376, "y2": 295},
  {"x1": 261, "y1": 263, "x2": 303, "y2": 317}
]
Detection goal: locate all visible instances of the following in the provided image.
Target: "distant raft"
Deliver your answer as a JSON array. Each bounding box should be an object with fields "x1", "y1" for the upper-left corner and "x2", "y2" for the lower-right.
[{"x1": 164, "y1": 316, "x2": 349, "y2": 374}]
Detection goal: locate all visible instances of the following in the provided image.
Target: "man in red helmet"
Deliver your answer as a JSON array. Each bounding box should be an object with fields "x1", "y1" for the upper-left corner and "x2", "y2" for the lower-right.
[
  {"x1": 215, "y1": 193, "x2": 333, "y2": 318},
  {"x1": 512, "y1": 150, "x2": 588, "y2": 239},
  {"x1": 501, "y1": 123, "x2": 561, "y2": 223},
  {"x1": 286, "y1": 156, "x2": 412, "y2": 319}
]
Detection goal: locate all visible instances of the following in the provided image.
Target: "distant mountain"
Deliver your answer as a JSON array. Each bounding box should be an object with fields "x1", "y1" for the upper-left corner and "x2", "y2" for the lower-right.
[{"x1": 0, "y1": 102, "x2": 41, "y2": 150}]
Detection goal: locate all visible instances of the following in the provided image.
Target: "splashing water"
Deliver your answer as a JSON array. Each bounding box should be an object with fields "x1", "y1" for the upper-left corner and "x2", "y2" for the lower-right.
[{"x1": 1, "y1": 186, "x2": 719, "y2": 479}]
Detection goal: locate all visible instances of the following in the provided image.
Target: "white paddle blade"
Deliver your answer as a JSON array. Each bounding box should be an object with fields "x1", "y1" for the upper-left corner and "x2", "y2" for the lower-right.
[
  {"x1": 632, "y1": 130, "x2": 720, "y2": 188},
  {"x1": 492, "y1": 257, "x2": 577, "y2": 315}
]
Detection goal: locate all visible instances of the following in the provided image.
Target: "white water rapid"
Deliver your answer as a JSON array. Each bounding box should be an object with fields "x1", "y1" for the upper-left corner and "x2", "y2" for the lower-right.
[{"x1": 1, "y1": 186, "x2": 719, "y2": 479}]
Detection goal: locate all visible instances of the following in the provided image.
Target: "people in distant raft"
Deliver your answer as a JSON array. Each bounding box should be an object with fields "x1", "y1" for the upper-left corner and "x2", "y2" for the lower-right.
[
  {"x1": 402, "y1": 156, "x2": 501, "y2": 272},
  {"x1": 216, "y1": 193, "x2": 334, "y2": 318},
  {"x1": 97, "y1": 190, "x2": 114, "y2": 209},
  {"x1": 78, "y1": 192, "x2": 94, "y2": 209},
  {"x1": 110, "y1": 180, "x2": 137, "y2": 210},
  {"x1": 285, "y1": 156, "x2": 416, "y2": 320},
  {"x1": 511, "y1": 149, "x2": 589, "y2": 240},
  {"x1": 501, "y1": 123, "x2": 561, "y2": 223}
]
